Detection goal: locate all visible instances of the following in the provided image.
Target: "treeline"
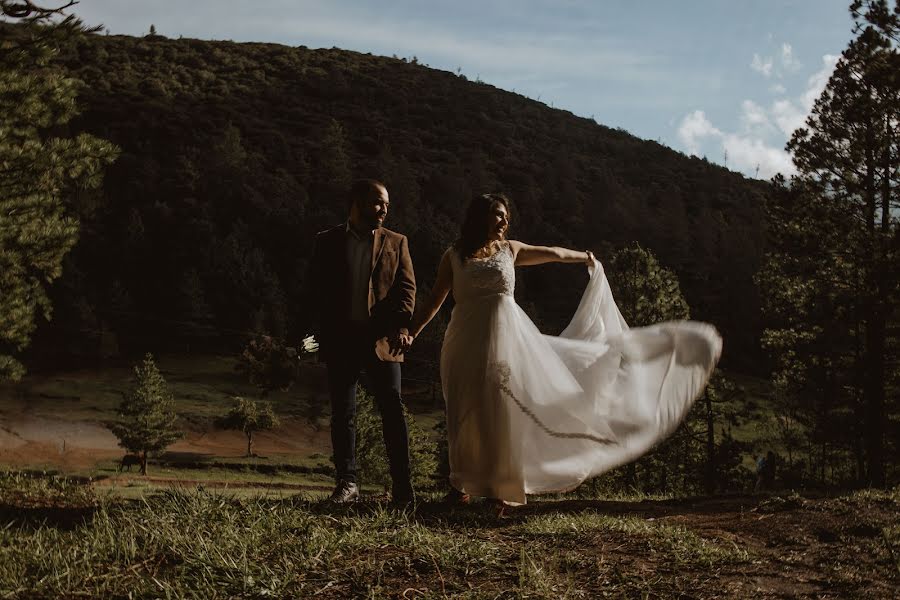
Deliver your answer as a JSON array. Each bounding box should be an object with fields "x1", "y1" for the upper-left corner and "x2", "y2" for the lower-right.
[
  {"x1": 27, "y1": 26, "x2": 767, "y2": 374},
  {"x1": 756, "y1": 0, "x2": 899, "y2": 488}
]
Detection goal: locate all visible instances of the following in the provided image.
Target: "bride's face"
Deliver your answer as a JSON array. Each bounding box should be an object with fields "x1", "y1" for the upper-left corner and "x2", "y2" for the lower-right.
[{"x1": 486, "y1": 203, "x2": 509, "y2": 241}]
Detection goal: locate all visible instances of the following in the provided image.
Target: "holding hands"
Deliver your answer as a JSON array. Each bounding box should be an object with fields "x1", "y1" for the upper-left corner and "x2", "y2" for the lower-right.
[{"x1": 388, "y1": 330, "x2": 415, "y2": 356}]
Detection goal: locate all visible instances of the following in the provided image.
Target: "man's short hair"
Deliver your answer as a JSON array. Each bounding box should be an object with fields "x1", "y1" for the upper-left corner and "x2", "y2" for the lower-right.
[{"x1": 348, "y1": 179, "x2": 386, "y2": 208}]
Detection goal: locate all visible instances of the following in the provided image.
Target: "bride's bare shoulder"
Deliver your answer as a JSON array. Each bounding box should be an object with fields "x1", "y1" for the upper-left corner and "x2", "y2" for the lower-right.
[{"x1": 506, "y1": 239, "x2": 526, "y2": 256}]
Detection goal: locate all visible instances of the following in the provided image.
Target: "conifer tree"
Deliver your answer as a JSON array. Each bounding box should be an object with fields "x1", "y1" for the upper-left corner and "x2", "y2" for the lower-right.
[
  {"x1": 0, "y1": 1, "x2": 118, "y2": 380},
  {"x1": 605, "y1": 243, "x2": 690, "y2": 326},
  {"x1": 761, "y1": 0, "x2": 899, "y2": 486},
  {"x1": 109, "y1": 354, "x2": 182, "y2": 474}
]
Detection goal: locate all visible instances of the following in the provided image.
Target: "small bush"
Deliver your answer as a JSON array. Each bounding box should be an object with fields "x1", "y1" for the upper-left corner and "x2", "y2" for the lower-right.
[{"x1": 354, "y1": 387, "x2": 438, "y2": 491}]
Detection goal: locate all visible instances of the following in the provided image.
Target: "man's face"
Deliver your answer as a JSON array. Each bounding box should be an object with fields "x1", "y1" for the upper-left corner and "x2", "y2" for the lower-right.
[{"x1": 357, "y1": 185, "x2": 390, "y2": 229}]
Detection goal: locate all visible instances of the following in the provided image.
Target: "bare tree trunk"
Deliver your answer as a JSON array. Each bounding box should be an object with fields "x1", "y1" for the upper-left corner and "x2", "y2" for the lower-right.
[
  {"x1": 864, "y1": 308, "x2": 886, "y2": 487},
  {"x1": 863, "y1": 112, "x2": 886, "y2": 488},
  {"x1": 140, "y1": 450, "x2": 147, "y2": 475}
]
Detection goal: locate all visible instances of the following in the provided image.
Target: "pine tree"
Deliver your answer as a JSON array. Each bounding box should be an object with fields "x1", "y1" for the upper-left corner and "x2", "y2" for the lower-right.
[
  {"x1": 319, "y1": 119, "x2": 352, "y2": 191},
  {"x1": 605, "y1": 243, "x2": 690, "y2": 326},
  {"x1": 764, "y1": 0, "x2": 900, "y2": 486},
  {"x1": 756, "y1": 178, "x2": 861, "y2": 486},
  {"x1": 109, "y1": 354, "x2": 183, "y2": 474},
  {"x1": 0, "y1": 1, "x2": 118, "y2": 380},
  {"x1": 603, "y1": 245, "x2": 698, "y2": 493},
  {"x1": 218, "y1": 397, "x2": 280, "y2": 458}
]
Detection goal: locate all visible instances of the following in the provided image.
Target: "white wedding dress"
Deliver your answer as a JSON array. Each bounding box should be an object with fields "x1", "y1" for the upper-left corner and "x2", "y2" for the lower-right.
[{"x1": 440, "y1": 241, "x2": 722, "y2": 504}]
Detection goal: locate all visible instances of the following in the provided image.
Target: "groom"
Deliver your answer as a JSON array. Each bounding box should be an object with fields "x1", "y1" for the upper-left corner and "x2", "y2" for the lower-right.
[{"x1": 306, "y1": 179, "x2": 416, "y2": 504}]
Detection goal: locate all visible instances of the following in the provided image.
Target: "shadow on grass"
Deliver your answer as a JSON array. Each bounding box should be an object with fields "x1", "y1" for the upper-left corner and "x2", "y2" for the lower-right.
[
  {"x1": 274, "y1": 491, "x2": 827, "y2": 531},
  {"x1": 0, "y1": 504, "x2": 98, "y2": 531},
  {"x1": 158, "y1": 450, "x2": 215, "y2": 462}
]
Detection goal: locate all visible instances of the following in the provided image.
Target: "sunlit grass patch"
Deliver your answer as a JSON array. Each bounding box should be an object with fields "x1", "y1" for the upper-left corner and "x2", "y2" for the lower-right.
[
  {"x1": 847, "y1": 485, "x2": 900, "y2": 505},
  {"x1": 0, "y1": 471, "x2": 97, "y2": 508},
  {"x1": 0, "y1": 478, "x2": 506, "y2": 598},
  {"x1": 882, "y1": 525, "x2": 900, "y2": 575}
]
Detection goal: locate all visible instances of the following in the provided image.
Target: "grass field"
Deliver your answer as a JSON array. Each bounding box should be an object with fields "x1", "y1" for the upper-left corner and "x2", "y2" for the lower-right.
[
  {"x1": 1, "y1": 472, "x2": 898, "y2": 598},
  {"x1": 2, "y1": 356, "x2": 898, "y2": 597}
]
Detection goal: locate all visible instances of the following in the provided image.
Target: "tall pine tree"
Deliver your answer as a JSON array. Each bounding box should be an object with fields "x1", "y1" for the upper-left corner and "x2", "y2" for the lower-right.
[
  {"x1": 0, "y1": 1, "x2": 118, "y2": 380},
  {"x1": 761, "y1": 0, "x2": 899, "y2": 486}
]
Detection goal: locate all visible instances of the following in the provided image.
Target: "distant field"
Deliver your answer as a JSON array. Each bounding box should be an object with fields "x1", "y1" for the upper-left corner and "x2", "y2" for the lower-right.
[
  {"x1": 0, "y1": 354, "x2": 447, "y2": 492},
  {"x1": 0, "y1": 353, "x2": 784, "y2": 494}
]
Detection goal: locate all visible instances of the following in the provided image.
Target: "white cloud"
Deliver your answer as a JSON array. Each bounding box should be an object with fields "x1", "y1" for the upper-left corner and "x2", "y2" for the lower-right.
[
  {"x1": 768, "y1": 54, "x2": 839, "y2": 136},
  {"x1": 771, "y1": 99, "x2": 806, "y2": 136},
  {"x1": 677, "y1": 110, "x2": 722, "y2": 156},
  {"x1": 751, "y1": 53, "x2": 774, "y2": 77},
  {"x1": 801, "y1": 53, "x2": 840, "y2": 112},
  {"x1": 780, "y1": 43, "x2": 802, "y2": 71},
  {"x1": 723, "y1": 134, "x2": 796, "y2": 179},
  {"x1": 740, "y1": 99, "x2": 772, "y2": 132},
  {"x1": 676, "y1": 53, "x2": 840, "y2": 179}
]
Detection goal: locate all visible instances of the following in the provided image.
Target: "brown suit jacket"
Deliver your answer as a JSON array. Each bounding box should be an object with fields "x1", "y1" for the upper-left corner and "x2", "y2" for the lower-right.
[{"x1": 306, "y1": 224, "x2": 416, "y2": 362}]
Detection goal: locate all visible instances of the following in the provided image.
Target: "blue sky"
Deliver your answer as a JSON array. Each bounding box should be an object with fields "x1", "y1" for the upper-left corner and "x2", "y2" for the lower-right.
[{"x1": 72, "y1": 1, "x2": 855, "y2": 179}]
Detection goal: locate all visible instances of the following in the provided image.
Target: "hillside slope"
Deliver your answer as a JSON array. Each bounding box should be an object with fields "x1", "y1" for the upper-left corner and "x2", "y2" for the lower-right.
[{"x1": 38, "y1": 33, "x2": 768, "y2": 368}]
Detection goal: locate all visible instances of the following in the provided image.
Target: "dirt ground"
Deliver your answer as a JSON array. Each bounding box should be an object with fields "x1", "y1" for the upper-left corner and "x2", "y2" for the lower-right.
[{"x1": 0, "y1": 413, "x2": 330, "y2": 470}]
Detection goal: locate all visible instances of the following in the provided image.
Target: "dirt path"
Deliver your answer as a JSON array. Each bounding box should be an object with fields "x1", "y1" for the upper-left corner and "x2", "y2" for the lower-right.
[{"x1": 0, "y1": 414, "x2": 330, "y2": 469}]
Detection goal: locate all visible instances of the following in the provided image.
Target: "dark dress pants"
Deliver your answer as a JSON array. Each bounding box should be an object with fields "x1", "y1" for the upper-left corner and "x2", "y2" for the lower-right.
[{"x1": 326, "y1": 329, "x2": 413, "y2": 497}]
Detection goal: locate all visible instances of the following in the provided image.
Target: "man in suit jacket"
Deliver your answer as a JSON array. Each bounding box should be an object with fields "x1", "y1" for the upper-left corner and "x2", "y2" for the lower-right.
[{"x1": 306, "y1": 179, "x2": 416, "y2": 504}]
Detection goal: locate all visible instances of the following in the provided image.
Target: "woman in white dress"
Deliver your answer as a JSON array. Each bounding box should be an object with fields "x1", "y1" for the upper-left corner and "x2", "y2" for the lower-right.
[{"x1": 408, "y1": 193, "x2": 722, "y2": 508}]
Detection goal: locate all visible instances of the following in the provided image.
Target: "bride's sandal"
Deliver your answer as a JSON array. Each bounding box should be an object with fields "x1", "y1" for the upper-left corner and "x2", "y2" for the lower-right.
[{"x1": 442, "y1": 487, "x2": 471, "y2": 506}]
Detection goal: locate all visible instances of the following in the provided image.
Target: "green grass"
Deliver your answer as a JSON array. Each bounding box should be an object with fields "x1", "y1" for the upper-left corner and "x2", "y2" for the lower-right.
[
  {"x1": 0, "y1": 474, "x2": 509, "y2": 598},
  {"x1": 1, "y1": 472, "x2": 756, "y2": 599},
  {"x1": 5, "y1": 473, "x2": 900, "y2": 598}
]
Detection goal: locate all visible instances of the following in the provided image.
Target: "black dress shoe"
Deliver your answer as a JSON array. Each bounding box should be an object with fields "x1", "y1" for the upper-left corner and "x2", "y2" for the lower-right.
[{"x1": 328, "y1": 480, "x2": 359, "y2": 503}]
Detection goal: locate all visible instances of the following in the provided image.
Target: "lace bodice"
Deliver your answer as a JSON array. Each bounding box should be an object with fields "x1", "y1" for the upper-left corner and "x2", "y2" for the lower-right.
[{"x1": 449, "y1": 241, "x2": 516, "y2": 304}]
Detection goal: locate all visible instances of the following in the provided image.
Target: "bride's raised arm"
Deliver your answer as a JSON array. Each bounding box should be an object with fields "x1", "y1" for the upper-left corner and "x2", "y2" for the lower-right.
[
  {"x1": 410, "y1": 250, "x2": 454, "y2": 339},
  {"x1": 508, "y1": 240, "x2": 594, "y2": 267}
]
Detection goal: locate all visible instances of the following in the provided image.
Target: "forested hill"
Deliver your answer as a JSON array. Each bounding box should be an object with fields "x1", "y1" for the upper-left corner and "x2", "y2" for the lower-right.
[{"x1": 39, "y1": 32, "x2": 769, "y2": 369}]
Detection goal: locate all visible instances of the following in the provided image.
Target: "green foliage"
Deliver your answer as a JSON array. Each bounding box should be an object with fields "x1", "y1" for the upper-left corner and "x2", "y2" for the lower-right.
[
  {"x1": 586, "y1": 248, "x2": 754, "y2": 495},
  {"x1": 108, "y1": 354, "x2": 182, "y2": 474},
  {"x1": 354, "y1": 387, "x2": 438, "y2": 491},
  {"x1": 605, "y1": 243, "x2": 690, "y2": 326},
  {"x1": 217, "y1": 396, "x2": 280, "y2": 457},
  {"x1": 757, "y1": 1, "x2": 900, "y2": 487},
  {"x1": 236, "y1": 334, "x2": 300, "y2": 396},
  {"x1": 0, "y1": 2, "x2": 118, "y2": 380}
]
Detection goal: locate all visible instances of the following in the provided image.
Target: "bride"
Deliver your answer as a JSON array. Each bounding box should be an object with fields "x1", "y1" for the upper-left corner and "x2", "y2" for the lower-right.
[{"x1": 408, "y1": 193, "x2": 722, "y2": 507}]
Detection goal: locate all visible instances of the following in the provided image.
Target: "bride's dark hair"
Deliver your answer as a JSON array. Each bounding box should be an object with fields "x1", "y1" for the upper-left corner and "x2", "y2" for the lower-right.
[{"x1": 454, "y1": 193, "x2": 511, "y2": 260}]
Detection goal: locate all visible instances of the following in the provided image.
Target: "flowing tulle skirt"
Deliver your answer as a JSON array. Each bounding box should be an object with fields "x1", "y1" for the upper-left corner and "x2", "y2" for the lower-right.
[{"x1": 440, "y1": 261, "x2": 722, "y2": 504}]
